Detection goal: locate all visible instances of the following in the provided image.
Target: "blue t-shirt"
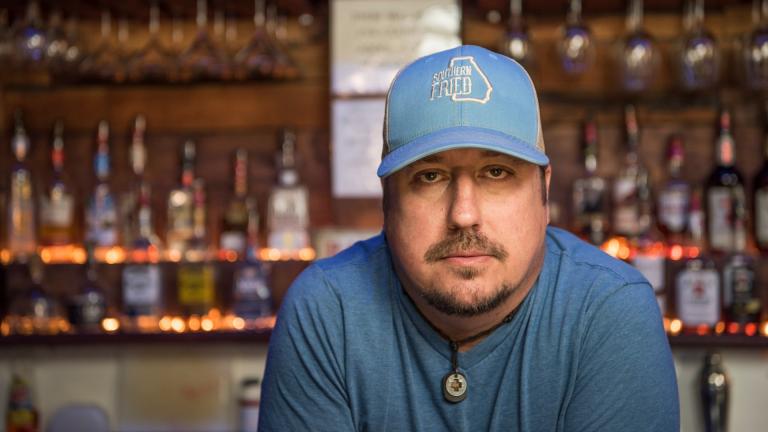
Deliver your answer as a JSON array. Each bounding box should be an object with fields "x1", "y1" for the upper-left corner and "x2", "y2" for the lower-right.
[{"x1": 259, "y1": 227, "x2": 679, "y2": 431}]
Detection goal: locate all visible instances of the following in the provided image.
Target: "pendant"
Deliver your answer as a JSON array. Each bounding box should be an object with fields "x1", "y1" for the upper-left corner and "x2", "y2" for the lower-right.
[{"x1": 442, "y1": 371, "x2": 467, "y2": 403}]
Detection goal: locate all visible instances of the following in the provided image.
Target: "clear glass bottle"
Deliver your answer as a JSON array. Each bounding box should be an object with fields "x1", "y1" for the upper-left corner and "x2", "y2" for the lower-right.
[
  {"x1": 221, "y1": 149, "x2": 250, "y2": 257},
  {"x1": 705, "y1": 108, "x2": 746, "y2": 254},
  {"x1": 7, "y1": 111, "x2": 37, "y2": 261},
  {"x1": 39, "y1": 120, "x2": 76, "y2": 247},
  {"x1": 67, "y1": 243, "x2": 108, "y2": 333},
  {"x1": 86, "y1": 121, "x2": 119, "y2": 251},
  {"x1": 572, "y1": 115, "x2": 608, "y2": 245},
  {"x1": 722, "y1": 199, "x2": 759, "y2": 327},
  {"x1": 267, "y1": 130, "x2": 310, "y2": 253},
  {"x1": 167, "y1": 141, "x2": 196, "y2": 258},
  {"x1": 753, "y1": 102, "x2": 768, "y2": 253},
  {"x1": 631, "y1": 170, "x2": 667, "y2": 315},
  {"x1": 613, "y1": 105, "x2": 646, "y2": 239},
  {"x1": 657, "y1": 135, "x2": 690, "y2": 247}
]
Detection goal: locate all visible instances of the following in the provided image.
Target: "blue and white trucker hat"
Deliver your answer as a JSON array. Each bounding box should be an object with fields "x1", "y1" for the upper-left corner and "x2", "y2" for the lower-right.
[{"x1": 377, "y1": 45, "x2": 548, "y2": 178}]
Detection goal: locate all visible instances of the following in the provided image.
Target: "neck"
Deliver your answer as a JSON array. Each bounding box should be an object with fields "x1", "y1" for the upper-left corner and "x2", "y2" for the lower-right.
[{"x1": 399, "y1": 241, "x2": 545, "y2": 352}]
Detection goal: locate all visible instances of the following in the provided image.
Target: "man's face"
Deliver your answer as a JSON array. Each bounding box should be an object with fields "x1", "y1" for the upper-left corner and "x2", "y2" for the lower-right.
[{"x1": 384, "y1": 148, "x2": 550, "y2": 317}]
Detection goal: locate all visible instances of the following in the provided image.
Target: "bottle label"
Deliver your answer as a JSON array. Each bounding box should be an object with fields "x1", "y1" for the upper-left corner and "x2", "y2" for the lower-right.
[
  {"x1": 756, "y1": 188, "x2": 768, "y2": 245},
  {"x1": 268, "y1": 187, "x2": 309, "y2": 232},
  {"x1": 632, "y1": 254, "x2": 665, "y2": 292},
  {"x1": 123, "y1": 264, "x2": 162, "y2": 307},
  {"x1": 613, "y1": 177, "x2": 639, "y2": 236},
  {"x1": 235, "y1": 266, "x2": 270, "y2": 299},
  {"x1": 221, "y1": 232, "x2": 247, "y2": 253},
  {"x1": 676, "y1": 267, "x2": 720, "y2": 326},
  {"x1": 178, "y1": 264, "x2": 215, "y2": 306},
  {"x1": 41, "y1": 194, "x2": 74, "y2": 227},
  {"x1": 658, "y1": 185, "x2": 688, "y2": 233},
  {"x1": 707, "y1": 187, "x2": 745, "y2": 252},
  {"x1": 87, "y1": 184, "x2": 118, "y2": 247}
]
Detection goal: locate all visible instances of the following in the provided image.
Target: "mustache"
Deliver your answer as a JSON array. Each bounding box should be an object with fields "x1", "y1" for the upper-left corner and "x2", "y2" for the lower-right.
[{"x1": 424, "y1": 231, "x2": 509, "y2": 263}]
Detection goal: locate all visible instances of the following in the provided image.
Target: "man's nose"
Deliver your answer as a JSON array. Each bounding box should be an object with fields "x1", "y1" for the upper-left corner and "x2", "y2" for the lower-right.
[{"x1": 447, "y1": 173, "x2": 481, "y2": 230}]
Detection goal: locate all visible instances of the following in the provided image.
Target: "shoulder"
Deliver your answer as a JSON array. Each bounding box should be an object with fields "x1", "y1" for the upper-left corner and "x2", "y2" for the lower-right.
[{"x1": 281, "y1": 233, "x2": 392, "y2": 312}]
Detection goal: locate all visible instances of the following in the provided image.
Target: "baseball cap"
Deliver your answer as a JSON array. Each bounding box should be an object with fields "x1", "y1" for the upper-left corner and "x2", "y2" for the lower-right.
[{"x1": 377, "y1": 45, "x2": 548, "y2": 178}]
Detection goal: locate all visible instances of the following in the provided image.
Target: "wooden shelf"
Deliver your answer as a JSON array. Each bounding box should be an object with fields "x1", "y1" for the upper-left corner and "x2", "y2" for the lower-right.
[
  {"x1": 0, "y1": 329, "x2": 272, "y2": 347},
  {"x1": 668, "y1": 334, "x2": 768, "y2": 349}
]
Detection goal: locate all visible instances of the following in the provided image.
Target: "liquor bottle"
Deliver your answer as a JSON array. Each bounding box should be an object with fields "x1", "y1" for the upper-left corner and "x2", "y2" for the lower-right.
[
  {"x1": 631, "y1": 170, "x2": 667, "y2": 314},
  {"x1": 657, "y1": 135, "x2": 690, "y2": 246},
  {"x1": 7, "y1": 111, "x2": 36, "y2": 260},
  {"x1": 67, "y1": 243, "x2": 108, "y2": 333},
  {"x1": 267, "y1": 130, "x2": 310, "y2": 252},
  {"x1": 612, "y1": 105, "x2": 646, "y2": 239},
  {"x1": 5, "y1": 374, "x2": 39, "y2": 432},
  {"x1": 178, "y1": 179, "x2": 215, "y2": 317},
  {"x1": 86, "y1": 121, "x2": 119, "y2": 250},
  {"x1": 220, "y1": 149, "x2": 250, "y2": 257},
  {"x1": 122, "y1": 183, "x2": 163, "y2": 329},
  {"x1": 700, "y1": 352, "x2": 728, "y2": 432},
  {"x1": 722, "y1": 199, "x2": 760, "y2": 327},
  {"x1": 753, "y1": 107, "x2": 768, "y2": 252},
  {"x1": 39, "y1": 121, "x2": 76, "y2": 247},
  {"x1": 7, "y1": 256, "x2": 61, "y2": 335},
  {"x1": 706, "y1": 109, "x2": 746, "y2": 254},
  {"x1": 572, "y1": 115, "x2": 608, "y2": 246},
  {"x1": 167, "y1": 140, "x2": 196, "y2": 258},
  {"x1": 233, "y1": 197, "x2": 272, "y2": 320},
  {"x1": 121, "y1": 115, "x2": 148, "y2": 250}
]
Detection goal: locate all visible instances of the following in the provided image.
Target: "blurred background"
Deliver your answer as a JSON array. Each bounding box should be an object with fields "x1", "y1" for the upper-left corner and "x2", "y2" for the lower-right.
[{"x1": 1, "y1": 0, "x2": 768, "y2": 431}]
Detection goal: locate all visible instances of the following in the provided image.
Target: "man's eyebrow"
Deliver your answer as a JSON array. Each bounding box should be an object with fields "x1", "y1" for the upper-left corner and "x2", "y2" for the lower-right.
[{"x1": 416, "y1": 154, "x2": 442, "y2": 164}]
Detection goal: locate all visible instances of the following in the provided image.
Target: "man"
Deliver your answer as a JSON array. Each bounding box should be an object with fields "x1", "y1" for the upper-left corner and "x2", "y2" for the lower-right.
[{"x1": 259, "y1": 45, "x2": 679, "y2": 431}]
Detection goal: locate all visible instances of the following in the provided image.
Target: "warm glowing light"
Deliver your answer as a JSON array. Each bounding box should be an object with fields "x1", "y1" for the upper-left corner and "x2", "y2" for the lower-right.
[
  {"x1": 745, "y1": 323, "x2": 757, "y2": 336},
  {"x1": 137, "y1": 316, "x2": 158, "y2": 332},
  {"x1": 167, "y1": 250, "x2": 182, "y2": 263},
  {"x1": 171, "y1": 317, "x2": 186, "y2": 333},
  {"x1": 101, "y1": 318, "x2": 120, "y2": 332},
  {"x1": 72, "y1": 248, "x2": 87, "y2": 264},
  {"x1": 224, "y1": 250, "x2": 238, "y2": 262},
  {"x1": 38, "y1": 245, "x2": 87, "y2": 264},
  {"x1": 188, "y1": 315, "x2": 201, "y2": 332},
  {"x1": 232, "y1": 317, "x2": 246, "y2": 330},
  {"x1": 298, "y1": 248, "x2": 316, "y2": 261},
  {"x1": 714, "y1": 321, "x2": 726, "y2": 335},
  {"x1": 696, "y1": 324, "x2": 710, "y2": 336},
  {"x1": 669, "y1": 319, "x2": 682, "y2": 336},
  {"x1": 1, "y1": 319, "x2": 10, "y2": 336},
  {"x1": 208, "y1": 308, "x2": 222, "y2": 320},
  {"x1": 668, "y1": 245, "x2": 684, "y2": 261},
  {"x1": 159, "y1": 316, "x2": 173, "y2": 332},
  {"x1": 201, "y1": 317, "x2": 214, "y2": 332},
  {"x1": 727, "y1": 322, "x2": 740, "y2": 335},
  {"x1": 266, "y1": 248, "x2": 281, "y2": 261},
  {"x1": 0, "y1": 249, "x2": 10, "y2": 264},
  {"x1": 761, "y1": 321, "x2": 768, "y2": 337},
  {"x1": 40, "y1": 248, "x2": 52, "y2": 263},
  {"x1": 685, "y1": 246, "x2": 700, "y2": 259},
  {"x1": 57, "y1": 319, "x2": 71, "y2": 333}
]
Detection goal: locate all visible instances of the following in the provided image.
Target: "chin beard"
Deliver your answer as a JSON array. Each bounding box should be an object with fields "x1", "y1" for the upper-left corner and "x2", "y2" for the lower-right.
[{"x1": 417, "y1": 275, "x2": 517, "y2": 317}]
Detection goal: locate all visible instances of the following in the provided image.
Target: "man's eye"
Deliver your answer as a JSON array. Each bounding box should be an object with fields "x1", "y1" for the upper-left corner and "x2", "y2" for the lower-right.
[
  {"x1": 486, "y1": 167, "x2": 509, "y2": 179},
  {"x1": 418, "y1": 171, "x2": 442, "y2": 183}
]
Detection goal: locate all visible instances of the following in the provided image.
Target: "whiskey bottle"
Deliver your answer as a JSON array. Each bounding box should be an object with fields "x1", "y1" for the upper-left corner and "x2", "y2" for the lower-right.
[
  {"x1": 122, "y1": 183, "x2": 163, "y2": 328},
  {"x1": 722, "y1": 199, "x2": 759, "y2": 327},
  {"x1": 753, "y1": 105, "x2": 768, "y2": 252},
  {"x1": 657, "y1": 135, "x2": 690, "y2": 246},
  {"x1": 220, "y1": 149, "x2": 251, "y2": 257},
  {"x1": 167, "y1": 140, "x2": 196, "y2": 258},
  {"x1": 612, "y1": 105, "x2": 646, "y2": 239},
  {"x1": 86, "y1": 121, "x2": 119, "y2": 250},
  {"x1": 572, "y1": 115, "x2": 608, "y2": 245},
  {"x1": 39, "y1": 120, "x2": 76, "y2": 247},
  {"x1": 267, "y1": 130, "x2": 310, "y2": 252},
  {"x1": 67, "y1": 243, "x2": 108, "y2": 333},
  {"x1": 233, "y1": 197, "x2": 272, "y2": 320},
  {"x1": 121, "y1": 115, "x2": 148, "y2": 250},
  {"x1": 7, "y1": 111, "x2": 36, "y2": 260},
  {"x1": 178, "y1": 179, "x2": 215, "y2": 317},
  {"x1": 706, "y1": 109, "x2": 746, "y2": 254}
]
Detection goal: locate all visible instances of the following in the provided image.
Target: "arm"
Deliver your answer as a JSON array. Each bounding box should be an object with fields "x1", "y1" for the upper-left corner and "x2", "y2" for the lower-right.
[
  {"x1": 258, "y1": 265, "x2": 356, "y2": 432},
  {"x1": 564, "y1": 282, "x2": 679, "y2": 432}
]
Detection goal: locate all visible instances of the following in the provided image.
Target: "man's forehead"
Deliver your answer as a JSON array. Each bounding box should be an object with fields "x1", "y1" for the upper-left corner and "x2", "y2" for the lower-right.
[{"x1": 415, "y1": 149, "x2": 527, "y2": 165}]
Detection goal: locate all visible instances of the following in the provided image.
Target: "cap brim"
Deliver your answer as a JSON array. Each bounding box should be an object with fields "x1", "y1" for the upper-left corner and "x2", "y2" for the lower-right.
[{"x1": 377, "y1": 126, "x2": 549, "y2": 178}]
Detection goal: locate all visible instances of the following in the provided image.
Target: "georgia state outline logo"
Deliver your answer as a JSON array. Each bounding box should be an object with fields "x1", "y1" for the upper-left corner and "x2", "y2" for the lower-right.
[{"x1": 429, "y1": 56, "x2": 493, "y2": 104}]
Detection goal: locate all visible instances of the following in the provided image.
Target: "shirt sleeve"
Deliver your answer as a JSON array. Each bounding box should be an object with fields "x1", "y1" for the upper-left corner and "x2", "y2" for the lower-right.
[
  {"x1": 563, "y1": 282, "x2": 680, "y2": 432},
  {"x1": 258, "y1": 265, "x2": 356, "y2": 432}
]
